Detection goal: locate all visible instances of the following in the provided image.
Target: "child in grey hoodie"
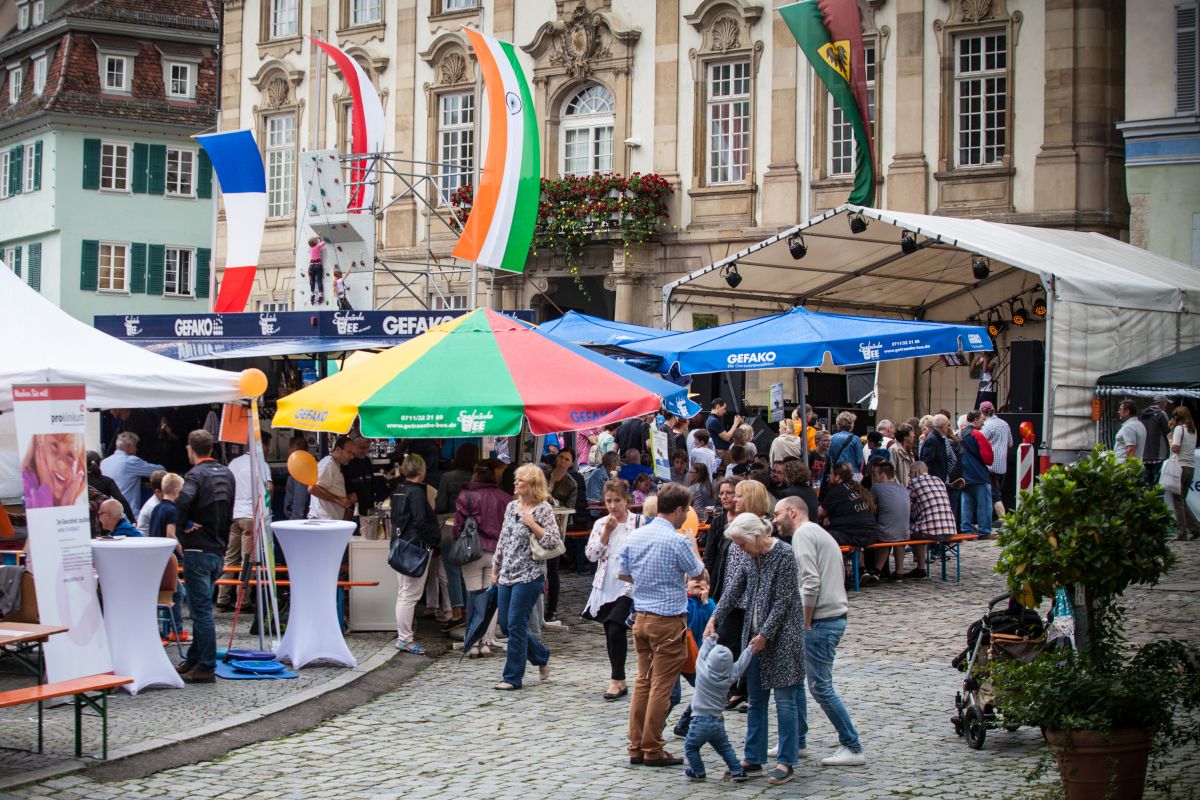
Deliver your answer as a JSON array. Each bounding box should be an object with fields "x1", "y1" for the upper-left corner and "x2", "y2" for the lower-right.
[{"x1": 684, "y1": 635, "x2": 755, "y2": 781}]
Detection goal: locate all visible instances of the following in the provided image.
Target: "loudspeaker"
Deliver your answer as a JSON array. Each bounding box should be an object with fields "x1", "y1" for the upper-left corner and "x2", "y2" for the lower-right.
[{"x1": 1007, "y1": 340, "x2": 1045, "y2": 413}]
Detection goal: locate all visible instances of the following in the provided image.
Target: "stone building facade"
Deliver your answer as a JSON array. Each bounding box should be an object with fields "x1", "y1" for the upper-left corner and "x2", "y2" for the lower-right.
[{"x1": 217, "y1": 0, "x2": 1128, "y2": 331}]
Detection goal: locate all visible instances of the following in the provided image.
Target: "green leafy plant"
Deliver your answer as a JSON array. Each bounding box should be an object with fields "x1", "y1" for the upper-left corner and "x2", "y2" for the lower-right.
[
  {"x1": 450, "y1": 173, "x2": 673, "y2": 291},
  {"x1": 990, "y1": 446, "x2": 1198, "y2": 797}
]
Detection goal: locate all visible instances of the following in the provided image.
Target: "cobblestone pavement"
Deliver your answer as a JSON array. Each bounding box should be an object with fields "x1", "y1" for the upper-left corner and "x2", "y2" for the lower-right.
[
  {"x1": 0, "y1": 610, "x2": 396, "y2": 781},
  {"x1": 7, "y1": 540, "x2": 1200, "y2": 800}
]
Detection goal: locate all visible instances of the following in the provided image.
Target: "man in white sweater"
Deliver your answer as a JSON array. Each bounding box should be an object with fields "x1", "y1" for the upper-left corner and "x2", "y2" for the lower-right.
[{"x1": 774, "y1": 496, "x2": 866, "y2": 767}]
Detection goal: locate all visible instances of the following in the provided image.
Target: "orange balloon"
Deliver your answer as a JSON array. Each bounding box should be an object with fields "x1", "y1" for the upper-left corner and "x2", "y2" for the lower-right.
[
  {"x1": 239, "y1": 368, "x2": 268, "y2": 398},
  {"x1": 287, "y1": 450, "x2": 318, "y2": 486}
]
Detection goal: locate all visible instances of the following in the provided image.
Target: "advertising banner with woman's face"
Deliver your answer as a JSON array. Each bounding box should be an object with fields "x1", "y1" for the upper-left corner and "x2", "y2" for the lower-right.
[{"x1": 13, "y1": 384, "x2": 112, "y2": 681}]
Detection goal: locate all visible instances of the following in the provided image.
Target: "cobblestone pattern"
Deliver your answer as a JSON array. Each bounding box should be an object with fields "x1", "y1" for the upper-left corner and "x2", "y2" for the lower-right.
[
  {"x1": 0, "y1": 612, "x2": 396, "y2": 779},
  {"x1": 7, "y1": 540, "x2": 1200, "y2": 800}
]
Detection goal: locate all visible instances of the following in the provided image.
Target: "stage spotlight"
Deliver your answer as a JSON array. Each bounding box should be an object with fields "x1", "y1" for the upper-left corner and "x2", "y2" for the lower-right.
[
  {"x1": 900, "y1": 231, "x2": 918, "y2": 255},
  {"x1": 1032, "y1": 295, "x2": 1047, "y2": 316},
  {"x1": 849, "y1": 213, "x2": 868, "y2": 234},
  {"x1": 972, "y1": 256, "x2": 990, "y2": 281},
  {"x1": 788, "y1": 233, "x2": 807, "y2": 260},
  {"x1": 1012, "y1": 303, "x2": 1028, "y2": 326},
  {"x1": 986, "y1": 313, "x2": 1006, "y2": 338},
  {"x1": 724, "y1": 262, "x2": 743, "y2": 289}
]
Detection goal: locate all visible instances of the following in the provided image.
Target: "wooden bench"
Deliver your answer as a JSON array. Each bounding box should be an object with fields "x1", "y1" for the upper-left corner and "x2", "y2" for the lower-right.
[
  {"x1": 861, "y1": 534, "x2": 981, "y2": 582},
  {"x1": 0, "y1": 674, "x2": 132, "y2": 759},
  {"x1": 213, "y1": 579, "x2": 378, "y2": 588}
]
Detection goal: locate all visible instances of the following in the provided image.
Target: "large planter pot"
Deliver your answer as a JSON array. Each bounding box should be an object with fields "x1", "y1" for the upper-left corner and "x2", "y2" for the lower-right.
[{"x1": 1044, "y1": 728, "x2": 1152, "y2": 800}]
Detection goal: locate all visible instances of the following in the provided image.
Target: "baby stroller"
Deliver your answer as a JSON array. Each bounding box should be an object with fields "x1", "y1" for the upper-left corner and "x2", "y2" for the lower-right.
[{"x1": 950, "y1": 592, "x2": 1047, "y2": 749}]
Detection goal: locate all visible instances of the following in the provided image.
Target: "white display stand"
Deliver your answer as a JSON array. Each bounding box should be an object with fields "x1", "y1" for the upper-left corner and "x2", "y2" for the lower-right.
[
  {"x1": 348, "y1": 537, "x2": 396, "y2": 631},
  {"x1": 272, "y1": 520, "x2": 357, "y2": 668},
  {"x1": 91, "y1": 538, "x2": 183, "y2": 694}
]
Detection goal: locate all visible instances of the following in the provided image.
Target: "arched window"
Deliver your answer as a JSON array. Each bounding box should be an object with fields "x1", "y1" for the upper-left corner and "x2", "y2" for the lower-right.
[{"x1": 561, "y1": 84, "x2": 614, "y2": 176}]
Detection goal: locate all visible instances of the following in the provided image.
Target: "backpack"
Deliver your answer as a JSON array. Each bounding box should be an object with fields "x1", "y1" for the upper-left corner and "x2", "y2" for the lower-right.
[{"x1": 972, "y1": 429, "x2": 994, "y2": 466}]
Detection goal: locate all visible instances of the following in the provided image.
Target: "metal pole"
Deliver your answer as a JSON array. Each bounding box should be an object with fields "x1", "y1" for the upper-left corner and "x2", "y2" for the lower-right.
[{"x1": 313, "y1": 28, "x2": 324, "y2": 150}]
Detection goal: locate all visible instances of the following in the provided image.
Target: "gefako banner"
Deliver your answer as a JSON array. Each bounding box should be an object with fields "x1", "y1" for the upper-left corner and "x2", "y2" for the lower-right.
[{"x1": 12, "y1": 384, "x2": 112, "y2": 682}]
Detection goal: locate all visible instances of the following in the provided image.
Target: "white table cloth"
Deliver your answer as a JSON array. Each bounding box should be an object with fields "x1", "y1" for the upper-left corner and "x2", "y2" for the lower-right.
[
  {"x1": 91, "y1": 537, "x2": 183, "y2": 694},
  {"x1": 272, "y1": 520, "x2": 357, "y2": 668}
]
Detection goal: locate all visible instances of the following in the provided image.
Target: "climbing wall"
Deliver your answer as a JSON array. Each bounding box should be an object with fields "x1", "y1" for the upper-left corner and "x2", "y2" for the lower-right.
[{"x1": 293, "y1": 149, "x2": 376, "y2": 311}]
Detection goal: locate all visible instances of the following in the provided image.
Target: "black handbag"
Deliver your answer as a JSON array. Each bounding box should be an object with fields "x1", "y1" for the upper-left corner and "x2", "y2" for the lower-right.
[
  {"x1": 447, "y1": 491, "x2": 483, "y2": 566},
  {"x1": 387, "y1": 490, "x2": 431, "y2": 577}
]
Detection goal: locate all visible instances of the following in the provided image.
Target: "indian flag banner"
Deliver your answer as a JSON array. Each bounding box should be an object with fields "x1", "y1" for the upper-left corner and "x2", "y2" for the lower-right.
[
  {"x1": 452, "y1": 29, "x2": 540, "y2": 274},
  {"x1": 780, "y1": 0, "x2": 876, "y2": 207}
]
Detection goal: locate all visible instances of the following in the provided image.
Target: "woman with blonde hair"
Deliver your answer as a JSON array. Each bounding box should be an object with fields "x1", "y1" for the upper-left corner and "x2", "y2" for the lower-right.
[
  {"x1": 392, "y1": 454, "x2": 441, "y2": 655},
  {"x1": 491, "y1": 463, "x2": 562, "y2": 689},
  {"x1": 1168, "y1": 406, "x2": 1198, "y2": 540}
]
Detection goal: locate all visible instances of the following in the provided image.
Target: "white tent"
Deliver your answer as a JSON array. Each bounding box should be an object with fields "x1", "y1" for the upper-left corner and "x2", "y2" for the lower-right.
[
  {"x1": 0, "y1": 263, "x2": 246, "y2": 497},
  {"x1": 662, "y1": 205, "x2": 1200, "y2": 459}
]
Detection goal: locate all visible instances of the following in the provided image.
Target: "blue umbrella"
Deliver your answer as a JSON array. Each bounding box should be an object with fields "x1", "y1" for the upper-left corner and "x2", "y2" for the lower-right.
[
  {"x1": 538, "y1": 311, "x2": 668, "y2": 347},
  {"x1": 622, "y1": 306, "x2": 992, "y2": 375}
]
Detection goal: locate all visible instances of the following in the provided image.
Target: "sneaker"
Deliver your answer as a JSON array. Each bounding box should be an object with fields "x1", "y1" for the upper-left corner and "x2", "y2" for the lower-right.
[
  {"x1": 684, "y1": 768, "x2": 706, "y2": 782},
  {"x1": 543, "y1": 616, "x2": 563, "y2": 627},
  {"x1": 662, "y1": 727, "x2": 676, "y2": 743},
  {"x1": 768, "y1": 743, "x2": 778, "y2": 758},
  {"x1": 768, "y1": 744, "x2": 808, "y2": 758},
  {"x1": 886, "y1": 571, "x2": 903, "y2": 583},
  {"x1": 821, "y1": 746, "x2": 866, "y2": 766},
  {"x1": 905, "y1": 568, "x2": 928, "y2": 579},
  {"x1": 168, "y1": 631, "x2": 191, "y2": 643},
  {"x1": 861, "y1": 571, "x2": 881, "y2": 586}
]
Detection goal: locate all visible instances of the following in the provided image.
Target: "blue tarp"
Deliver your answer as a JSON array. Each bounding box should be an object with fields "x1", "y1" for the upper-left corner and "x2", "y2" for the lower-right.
[
  {"x1": 620, "y1": 306, "x2": 993, "y2": 375},
  {"x1": 537, "y1": 311, "x2": 668, "y2": 347}
]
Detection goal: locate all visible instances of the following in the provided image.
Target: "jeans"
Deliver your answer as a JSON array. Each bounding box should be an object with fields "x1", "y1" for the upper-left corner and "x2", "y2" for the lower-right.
[
  {"x1": 497, "y1": 578, "x2": 548, "y2": 688},
  {"x1": 308, "y1": 262, "x2": 324, "y2": 299},
  {"x1": 182, "y1": 551, "x2": 224, "y2": 671},
  {"x1": 440, "y1": 556, "x2": 465, "y2": 609},
  {"x1": 744, "y1": 654, "x2": 803, "y2": 766},
  {"x1": 959, "y1": 482, "x2": 992, "y2": 535},
  {"x1": 804, "y1": 616, "x2": 861, "y2": 752},
  {"x1": 684, "y1": 715, "x2": 742, "y2": 777}
]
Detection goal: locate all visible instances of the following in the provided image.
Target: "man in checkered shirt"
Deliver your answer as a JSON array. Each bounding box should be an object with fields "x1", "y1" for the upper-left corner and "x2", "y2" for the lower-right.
[
  {"x1": 619, "y1": 482, "x2": 705, "y2": 768},
  {"x1": 903, "y1": 462, "x2": 959, "y2": 579}
]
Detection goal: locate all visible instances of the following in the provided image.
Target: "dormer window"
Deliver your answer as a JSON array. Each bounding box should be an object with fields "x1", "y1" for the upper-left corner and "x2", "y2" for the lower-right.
[
  {"x1": 32, "y1": 55, "x2": 46, "y2": 96},
  {"x1": 166, "y1": 62, "x2": 194, "y2": 99},
  {"x1": 103, "y1": 54, "x2": 131, "y2": 94},
  {"x1": 8, "y1": 66, "x2": 23, "y2": 105},
  {"x1": 32, "y1": 0, "x2": 44, "y2": 26},
  {"x1": 17, "y1": 4, "x2": 29, "y2": 31}
]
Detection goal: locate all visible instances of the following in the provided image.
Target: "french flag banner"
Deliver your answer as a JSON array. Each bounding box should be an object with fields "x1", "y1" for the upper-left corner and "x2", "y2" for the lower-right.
[
  {"x1": 196, "y1": 130, "x2": 267, "y2": 314},
  {"x1": 311, "y1": 37, "x2": 385, "y2": 213}
]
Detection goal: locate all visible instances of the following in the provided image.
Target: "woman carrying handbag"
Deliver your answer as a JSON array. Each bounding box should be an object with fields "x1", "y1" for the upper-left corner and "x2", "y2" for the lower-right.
[
  {"x1": 391, "y1": 454, "x2": 441, "y2": 655},
  {"x1": 491, "y1": 464, "x2": 563, "y2": 690},
  {"x1": 1166, "y1": 406, "x2": 1199, "y2": 541}
]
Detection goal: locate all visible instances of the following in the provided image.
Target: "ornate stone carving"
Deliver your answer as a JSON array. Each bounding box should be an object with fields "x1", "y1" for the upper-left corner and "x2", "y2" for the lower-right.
[
  {"x1": 546, "y1": 3, "x2": 613, "y2": 79},
  {"x1": 961, "y1": 0, "x2": 992, "y2": 22},
  {"x1": 438, "y1": 52, "x2": 467, "y2": 86},
  {"x1": 710, "y1": 16, "x2": 740, "y2": 52},
  {"x1": 266, "y1": 76, "x2": 290, "y2": 107}
]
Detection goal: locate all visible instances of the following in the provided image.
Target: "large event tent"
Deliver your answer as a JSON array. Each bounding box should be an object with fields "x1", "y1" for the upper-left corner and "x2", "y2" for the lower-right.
[
  {"x1": 0, "y1": 263, "x2": 246, "y2": 497},
  {"x1": 661, "y1": 205, "x2": 1200, "y2": 459}
]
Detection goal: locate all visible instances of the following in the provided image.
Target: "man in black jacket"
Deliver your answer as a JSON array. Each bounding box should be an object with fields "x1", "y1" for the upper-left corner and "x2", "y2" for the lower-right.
[
  {"x1": 919, "y1": 416, "x2": 950, "y2": 484},
  {"x1": 173, "y1": 429, "x2": 235, "y2": 684}
]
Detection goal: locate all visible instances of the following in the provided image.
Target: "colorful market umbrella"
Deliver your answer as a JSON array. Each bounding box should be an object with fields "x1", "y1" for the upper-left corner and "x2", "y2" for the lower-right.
[{"x1": 272, "y1": 308, "x2": 698, "y2": 438}]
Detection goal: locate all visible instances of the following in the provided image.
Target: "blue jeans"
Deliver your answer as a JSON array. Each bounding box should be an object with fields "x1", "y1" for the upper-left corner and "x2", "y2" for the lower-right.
[
  {"x1": 804, "y1": 616, "x2": 861, "y2": 752},
  {"x1": 444, "y1": 557, "x2": 465, "y2": 608},
  {"x1": 959, "y1": 482, "x2": 992, "y2": 535},
  {"x1": 684, "y1": 715, "x2": 742, "y2": 777},
  {"x1": 744, "y1": 654, "x2": 803, "y2": 766},
  {"x1": 182, "y1": 551, "x2": 224, "y2": 671},
  {"x1": 497, "y1": 578, "x2": 549, "y2": 687}
]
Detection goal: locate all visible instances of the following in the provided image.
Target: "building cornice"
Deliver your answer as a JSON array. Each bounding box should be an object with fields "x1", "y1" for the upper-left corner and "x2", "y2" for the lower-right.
[
  {"x1": 1116, "y1": 115, "x2": 1200, "y2": 140},
  {"x1": 0, "y1": 110, "x2": 216, "y2": 144},
  {"x1": 0, "y1": 16, "x2": 218, "y2": 61}
]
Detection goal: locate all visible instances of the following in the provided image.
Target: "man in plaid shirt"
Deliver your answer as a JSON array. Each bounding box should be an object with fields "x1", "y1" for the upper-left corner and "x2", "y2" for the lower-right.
[{"x1": 904, "y1": 462, "x2": 958, "y2": 579}]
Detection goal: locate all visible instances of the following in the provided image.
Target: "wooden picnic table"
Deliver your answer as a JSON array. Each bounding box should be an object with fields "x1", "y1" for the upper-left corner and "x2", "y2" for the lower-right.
[{"x1": 0, "y1": 622, "x2": 68, "y2": 682}]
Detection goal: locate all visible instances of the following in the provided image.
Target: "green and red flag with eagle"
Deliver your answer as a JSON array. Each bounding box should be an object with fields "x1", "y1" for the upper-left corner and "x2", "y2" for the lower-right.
[{"x1": 780, "y1": 0, "x2": 875, "y2": 206}]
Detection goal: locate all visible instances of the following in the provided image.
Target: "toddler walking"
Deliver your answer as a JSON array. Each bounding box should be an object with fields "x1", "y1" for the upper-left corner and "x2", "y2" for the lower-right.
[
  {"x1": 684, "y1": 634, "x2": 754, "y2": 782},
  {"x1": 307, "y1": 236, "x2": 325, "y2": 305}
]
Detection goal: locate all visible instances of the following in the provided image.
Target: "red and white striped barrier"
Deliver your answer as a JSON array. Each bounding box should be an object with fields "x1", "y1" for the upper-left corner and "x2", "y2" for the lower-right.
[{"x1": 1015, "y1": 442, "x2": 1036, "y2": 507}]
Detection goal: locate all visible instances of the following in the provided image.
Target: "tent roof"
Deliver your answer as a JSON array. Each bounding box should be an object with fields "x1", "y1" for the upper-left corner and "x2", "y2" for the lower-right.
[
  {"x1": 663, "y1": 205, "x2": 1200, "y2": 317},
  {"x1": 0, "y1": 264, "x2": 245, "y2": 412},
  {"x1": 537, "y1": 311, "x2": 668, "y2": 347},
  {"x1": 1096, "y1": 345, "x2": 1200, "y2": 398}
]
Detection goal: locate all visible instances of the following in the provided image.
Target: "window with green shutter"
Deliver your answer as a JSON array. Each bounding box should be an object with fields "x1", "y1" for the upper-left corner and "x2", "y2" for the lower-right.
[
  {"x1": 147, "y1": 144, "x2": 166, "y2": 195},
  {"x1": 26, "y1": 242, "x2": 41, "y2": 291},
  {"x1": 197, "y1": 149, "x2": 213, "y2": 199},
  {"x1": 7, "y1": 245, "x2": 20, "y2": 277},
  {"x1": 8, "y1": 146, "x2": 23, "y2": 196},
  {"x1": 195, "y1": 247, "x2": 211, "y2": 298},
  {"x1": 82, "y1": 138, "x2": 101, "y2": 190},
  {"x1": 131, "y1": 143, "x2": 149, "y2": 193},
  {"x1": 32, "y1": 140, "x2": 41, "y2": 191},
  {"x1": 147, "y1": 243, "x2": 165, "y2": 295},
  {"x1": 129, "y1": 242, "x2": 147, "y2": 293},
  {"x1": 80, "y1": 239, "x2": 99, "y2": 290}
]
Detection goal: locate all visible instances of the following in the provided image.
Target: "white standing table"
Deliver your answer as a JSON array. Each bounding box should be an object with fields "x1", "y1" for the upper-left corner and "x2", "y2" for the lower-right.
[
  {"x1": 272, "y1": 520, "x2": 357, "y2": 668},
  {"x1": 91, "y1": 537, "x2": 183, "y2": 694}
]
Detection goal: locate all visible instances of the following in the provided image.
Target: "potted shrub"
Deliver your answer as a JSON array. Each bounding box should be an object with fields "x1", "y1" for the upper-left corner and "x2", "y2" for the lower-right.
[{"x1": 991, "y1": 445, "x2": 1200, "y2": 800}]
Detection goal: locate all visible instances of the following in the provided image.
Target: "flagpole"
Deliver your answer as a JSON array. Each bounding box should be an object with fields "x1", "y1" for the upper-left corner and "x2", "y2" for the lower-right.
[{"x1": 801, "y1": 57, "x2": 813, "y2": 222}]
